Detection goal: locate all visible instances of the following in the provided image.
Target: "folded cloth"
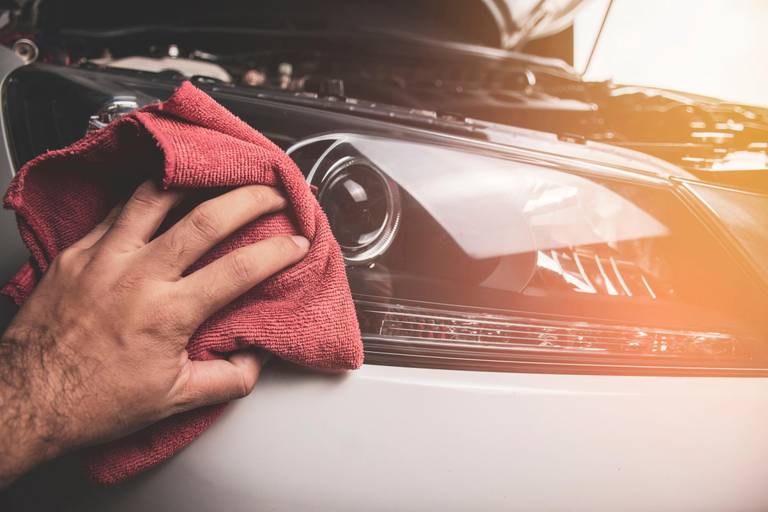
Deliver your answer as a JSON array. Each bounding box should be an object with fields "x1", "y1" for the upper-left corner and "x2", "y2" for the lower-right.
[{"x1": 2, "y1": 81, "x2": 363, "y2": 484}]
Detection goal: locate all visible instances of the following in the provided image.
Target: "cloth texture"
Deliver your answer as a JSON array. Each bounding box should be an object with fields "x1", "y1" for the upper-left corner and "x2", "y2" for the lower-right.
[{"x1": 2, "y1": 82, "x2": 363, "y2": 484}]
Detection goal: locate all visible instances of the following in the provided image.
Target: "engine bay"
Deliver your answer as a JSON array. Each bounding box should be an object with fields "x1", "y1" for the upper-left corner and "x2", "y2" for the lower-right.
[{"x1": 2, "y1": 0, "x2": 768, "y2": 191}]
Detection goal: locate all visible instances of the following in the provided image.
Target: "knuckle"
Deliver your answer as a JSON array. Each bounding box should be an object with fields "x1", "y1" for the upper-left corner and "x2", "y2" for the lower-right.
[
  {"x1": 163, "y1": 289, "x2": 200, "y2": 333},
  {"x1": 170, "y1": 383, "x2": 198, "y2": 413},
  {"x1": 52, "y1": 246, "x2": 83, "y2": 272},
  {"x1": 247, "y1": 185, "x2": 284, "y2": 212},
  {"x1": 228, "y1": 251, "x2": 255, "y2": 285},
  {"x1": 245, "y1": 185, "x2": 267, "y2": 206},
  {"x1": 236, "y1": 373, "x2": 252, "y2": 398},
  {"x1": 110, "y1": 270, "x2": 145, "y2": 295},
  {"x1": 275, "y1": 236, "x2": 299, "y2": 255},
  {"x1": 187, "y1": 204, "x2": 222, "y2": 240},
  {"x1": 130, "y1": 181, "x2": 162, "y2": 210},
  {"x1": 195, "y1": 284, "x2": 219, "y2": 311},
  {"x1": 185, "y1": 277, "x2": 217, "y2": 305},
  {"x1": 163, "y1": 228, "x2": 191, "y2": 261},
  {"x1": 142, "y1": 292, "x2": 191, "y2": 336}
]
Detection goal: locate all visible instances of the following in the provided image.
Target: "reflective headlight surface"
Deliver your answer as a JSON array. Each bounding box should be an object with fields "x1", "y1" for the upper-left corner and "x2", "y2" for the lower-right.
[
  {"x1": 291, "y1": 134, "x2": 768, "y2": 375},
  {"x1": 6, "y1": 65, "x2": 767, "y2": 376},
  {"x1": 316, "y1": 156, "x2": 400, "y2": 264}
]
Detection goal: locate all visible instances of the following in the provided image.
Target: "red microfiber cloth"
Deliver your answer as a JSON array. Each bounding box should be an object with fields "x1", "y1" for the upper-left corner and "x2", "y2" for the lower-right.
[{"x1": 1, "y1": 82, "x2": 363, "y2": 484}]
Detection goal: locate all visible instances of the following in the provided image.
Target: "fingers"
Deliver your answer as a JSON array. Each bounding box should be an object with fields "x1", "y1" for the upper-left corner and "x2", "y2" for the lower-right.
[
  {"x1": 180, "y1": 235, "x2": 310, "y2": 320},
  {"x1": 100, "y1": 181, "x2": 184, "y2": 251},
  {"x1": 69, "y1": 203, "x2": 123, "y2": 251},
  {"x1": 146, "y1": 185, "x2": 287, "y2": 276},
  {"x1": 173, "y1": 351, "x2": 265, "y2": 413}
]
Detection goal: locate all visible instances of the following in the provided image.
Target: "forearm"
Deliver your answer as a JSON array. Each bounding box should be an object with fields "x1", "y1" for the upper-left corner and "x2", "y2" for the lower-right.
[{"x1": 0, "y1": 328, "x2": 77, "y2": 488}]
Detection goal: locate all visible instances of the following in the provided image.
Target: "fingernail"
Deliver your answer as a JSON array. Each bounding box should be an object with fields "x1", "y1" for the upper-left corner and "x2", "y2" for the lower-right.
[{"x1": 291, "y1": 235, "x2": 310, "y2": 251}]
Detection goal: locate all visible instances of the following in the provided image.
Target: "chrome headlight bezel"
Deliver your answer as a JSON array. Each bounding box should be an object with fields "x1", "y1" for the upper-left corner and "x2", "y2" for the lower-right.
[{"x1": 315, "y1": 155, "x2": 402, "y2": 265}]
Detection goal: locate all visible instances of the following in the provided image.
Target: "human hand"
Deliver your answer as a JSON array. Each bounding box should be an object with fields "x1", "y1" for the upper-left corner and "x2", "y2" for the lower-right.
[{"x1": 0, "y1": 181, "x2": 309, "y2": 487}]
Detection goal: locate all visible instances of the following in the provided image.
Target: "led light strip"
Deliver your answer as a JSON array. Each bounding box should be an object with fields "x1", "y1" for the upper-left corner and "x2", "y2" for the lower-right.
[{"x1": 355, "y1": 298, "x2": 764, "y2": 375}]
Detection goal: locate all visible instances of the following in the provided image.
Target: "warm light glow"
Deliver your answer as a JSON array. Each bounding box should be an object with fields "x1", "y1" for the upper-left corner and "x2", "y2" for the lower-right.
[{"x1": 575, "y1": 0, "x2": 767, "y2": 106}]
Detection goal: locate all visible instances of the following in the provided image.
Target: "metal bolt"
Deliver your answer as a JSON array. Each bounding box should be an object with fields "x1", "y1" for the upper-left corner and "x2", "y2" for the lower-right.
[
  {"x1": 87, "y1": 99, "x2": 140, "y2": 132},
  {"x1": 12, "y1": 38, "x2": 38, "y2": 64}
]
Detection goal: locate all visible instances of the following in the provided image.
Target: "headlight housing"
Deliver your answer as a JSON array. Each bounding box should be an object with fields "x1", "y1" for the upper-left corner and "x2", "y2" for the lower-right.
[
  {"x1": 7, "y1": 65, "x2": 768, "y2": 376},
  {"x1": 291, "y1": 134, "x2": 768, "y2": 375}
]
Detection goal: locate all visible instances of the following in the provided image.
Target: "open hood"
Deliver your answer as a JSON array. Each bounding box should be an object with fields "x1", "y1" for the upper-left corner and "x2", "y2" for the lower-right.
[
  {"x1": 4, "y1": 0, "x2": 586, "y2": 50},
  {"x1": 483, "y1": 0, "x2": 586, "y2": 49}
]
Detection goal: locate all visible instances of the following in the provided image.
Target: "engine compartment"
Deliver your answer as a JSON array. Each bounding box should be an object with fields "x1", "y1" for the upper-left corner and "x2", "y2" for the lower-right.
[{"x1": 2, "y1": 0, "x2": 768, "y2": 191}]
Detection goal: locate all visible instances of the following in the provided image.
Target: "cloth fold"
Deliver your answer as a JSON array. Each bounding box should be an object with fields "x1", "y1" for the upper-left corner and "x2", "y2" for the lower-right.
[{"x1": 2, "y1": 82, "x2": 363, "y2": 484}]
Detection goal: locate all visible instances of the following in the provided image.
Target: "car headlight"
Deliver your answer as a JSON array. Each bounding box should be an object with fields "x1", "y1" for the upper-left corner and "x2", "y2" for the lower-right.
[
  {"x1": 291, "y1": 134, "x2": 768, "y2": 375},
  {"x1": 6, "y1": 65, "x2": 767, "y2": 376}
]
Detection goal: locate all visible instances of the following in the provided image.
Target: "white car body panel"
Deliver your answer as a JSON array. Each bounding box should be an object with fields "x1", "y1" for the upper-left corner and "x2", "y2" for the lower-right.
[{"x1": 63, "y1": 363, "x2": 768, "y2": 512}]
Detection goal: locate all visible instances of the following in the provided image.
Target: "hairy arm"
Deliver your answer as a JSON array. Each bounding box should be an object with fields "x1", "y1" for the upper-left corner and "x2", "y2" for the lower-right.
[{"x1": 0, "y1": 329, "x2": 81, "y2": 486}]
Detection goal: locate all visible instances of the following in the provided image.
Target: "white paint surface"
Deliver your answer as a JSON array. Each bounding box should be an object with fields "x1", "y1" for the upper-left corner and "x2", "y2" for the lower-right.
[{"x1": 69, "y1": 363, "x2": 768, "y2": 512}]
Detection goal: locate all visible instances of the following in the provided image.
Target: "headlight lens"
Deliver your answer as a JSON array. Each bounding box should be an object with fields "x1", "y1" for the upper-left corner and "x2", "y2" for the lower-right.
[
  {"x1": 292, "y1": 134, "x2": 768, "y2": 375},
  {"x1": 684, "y1": 181, "x2": 768, "y2": 286},
  {"x1": 317, "y1": 156, "x2": 401, "y2": 264}
]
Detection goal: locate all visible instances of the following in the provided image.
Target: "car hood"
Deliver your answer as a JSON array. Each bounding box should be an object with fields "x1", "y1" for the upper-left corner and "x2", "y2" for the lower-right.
[
  {"x1": 483, "y1": 0, "x2": 586, "y2": 48},
  {"x1": 19, "y1": 0, "x2": 586, "y2": 50}
]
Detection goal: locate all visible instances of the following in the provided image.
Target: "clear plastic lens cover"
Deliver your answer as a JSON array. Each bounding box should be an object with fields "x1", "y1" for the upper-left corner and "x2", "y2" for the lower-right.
[
  {"x1": 290, "y1": 134, "x2": 768, "y2": 373},
  {"x1": 686, "y1": 182, "x2": 768, "y2": 286}
]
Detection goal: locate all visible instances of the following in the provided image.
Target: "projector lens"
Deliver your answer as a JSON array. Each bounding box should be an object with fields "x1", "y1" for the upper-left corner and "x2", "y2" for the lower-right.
[{"x1": 318, "y1": 157, "x2": 400, "y2": 263}]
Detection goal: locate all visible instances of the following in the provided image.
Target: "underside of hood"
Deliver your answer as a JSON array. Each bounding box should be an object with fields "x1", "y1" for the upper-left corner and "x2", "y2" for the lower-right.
[{"x1": 6, "y1": 0, "x2": 585, "y2": 50}]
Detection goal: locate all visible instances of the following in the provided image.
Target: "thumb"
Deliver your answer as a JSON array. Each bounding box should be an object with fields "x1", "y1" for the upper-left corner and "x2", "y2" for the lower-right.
[{"x1": 173, "y1": 351, "x2": 266, "y2": 413}]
